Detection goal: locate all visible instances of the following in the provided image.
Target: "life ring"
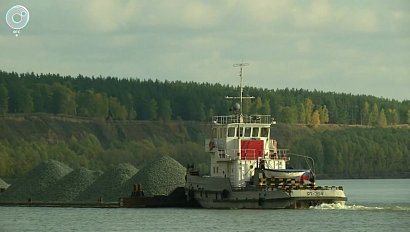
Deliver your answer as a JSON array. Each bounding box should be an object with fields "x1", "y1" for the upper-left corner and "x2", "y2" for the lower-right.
[{"x1": 208, "y1": 140, "x2": 215, "y2": 150}]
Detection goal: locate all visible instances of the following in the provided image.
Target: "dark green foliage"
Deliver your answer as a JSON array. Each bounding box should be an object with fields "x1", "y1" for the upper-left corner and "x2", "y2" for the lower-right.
[
  {"x1": 0, "y1": 70, "x2": 409, "y2": 180},
  {"x1": 0, "y1": 70, "x2": 408, "y2": 124},
  {"x1": 0, "y1": 178, "x2": 9, "y2": 189},
  {"x1": 0, "y1": 114, "x2": 408, "y2": 179},
  {"x1": 280, "y1": 126, "x2": 410, "y2": 178},
  {"x1": 0, "y1": 84, "x2": 8, "y2": 114}
]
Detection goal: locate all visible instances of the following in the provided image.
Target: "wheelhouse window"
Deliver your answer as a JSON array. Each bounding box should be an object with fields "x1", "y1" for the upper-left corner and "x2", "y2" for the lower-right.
[
  {"x1": 261, "y1": 127, "x2": 269, "y2": 137},
  {"x1": 236, "y1": 127, "x2": 243, "y2": 137},
  {"x1": 244, "y1": 127, "x2": 251, "y2": 137},
  {"x1": 252, "y1": 127, "x2": 259, "y2": 137},
  {"x1": 227, "y1": 127, "x2": 235, "y2": 137}
]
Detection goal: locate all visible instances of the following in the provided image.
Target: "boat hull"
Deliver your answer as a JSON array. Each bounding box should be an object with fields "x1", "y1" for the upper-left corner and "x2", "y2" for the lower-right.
[{"x1": 186, "y1": 175, "x2": 347, "y2": 209}]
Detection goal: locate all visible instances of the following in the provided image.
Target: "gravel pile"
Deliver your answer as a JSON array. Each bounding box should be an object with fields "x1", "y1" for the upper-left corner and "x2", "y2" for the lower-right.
[
  {"x1": 0, "y1": 160, "x2": 72, "y2": 201},
  {"x1": 42, "y1": 168, "x2": 102, "y2": 202},
  {"x1": 75, "y1": 163, "x2": 138, "y2": 202},
  {"x1": 121, "y1": 155, "x2": 186, "y2": 197}
]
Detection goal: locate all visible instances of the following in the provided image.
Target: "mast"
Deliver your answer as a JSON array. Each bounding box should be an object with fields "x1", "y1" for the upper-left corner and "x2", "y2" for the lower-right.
[{"x1": 226, "y1": 63, "x2": 254, "y2": 119}]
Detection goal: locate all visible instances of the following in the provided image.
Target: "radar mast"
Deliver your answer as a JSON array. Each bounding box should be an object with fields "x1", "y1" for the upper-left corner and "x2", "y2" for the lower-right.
[{"x1": 226, "y1": 63, "x2": 254, "y2": 119}]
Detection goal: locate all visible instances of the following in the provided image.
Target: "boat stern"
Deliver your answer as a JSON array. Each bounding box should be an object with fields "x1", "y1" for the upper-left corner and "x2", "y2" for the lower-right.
[{"x1": 290, "y1": 185, "x2": 347, "y2": 208}]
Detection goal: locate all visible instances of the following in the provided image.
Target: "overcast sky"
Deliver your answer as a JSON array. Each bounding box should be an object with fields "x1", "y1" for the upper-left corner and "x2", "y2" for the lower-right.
[{"x1": 1, "y1": 0, "x2": 409, "y2": 100}]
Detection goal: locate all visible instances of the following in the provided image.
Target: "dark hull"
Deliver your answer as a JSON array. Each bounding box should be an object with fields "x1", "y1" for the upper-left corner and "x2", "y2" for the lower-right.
[
  {"x1": 185, "y1": 175, "x2": 347, "y2": 209},
  {"x1": 121, "y1": 187, "x2": 199, "y2": 208}
]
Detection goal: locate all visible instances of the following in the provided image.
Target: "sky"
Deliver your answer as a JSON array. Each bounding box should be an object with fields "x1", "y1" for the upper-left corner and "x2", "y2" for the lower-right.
[{"x1": 0, "y1": 0, "x2": 409, "y2": 101}]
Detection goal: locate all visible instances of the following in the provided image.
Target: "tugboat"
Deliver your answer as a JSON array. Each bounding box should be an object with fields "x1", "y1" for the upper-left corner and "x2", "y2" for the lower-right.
[{"x1": 185, "y1": 63, "x2": 347, "y2": 209}]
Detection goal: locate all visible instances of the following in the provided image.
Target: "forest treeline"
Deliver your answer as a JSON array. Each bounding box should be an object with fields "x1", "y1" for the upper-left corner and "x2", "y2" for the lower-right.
[
  {"x1": 1, "y1": 70, "x2": 409, "y2": 126},
  {"x1": 0, "y1": 70, "x2": 409, "y2": 179},
  {"x1": 276, "y1": 125, "x2": 410, "y2": 178}
]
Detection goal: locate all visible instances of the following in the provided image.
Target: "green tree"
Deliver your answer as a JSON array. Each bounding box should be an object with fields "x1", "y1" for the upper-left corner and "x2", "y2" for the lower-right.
[
  {"x1": 407, "y1": 109, "x2": 410, "y2": 124},
  {"x1": 362, "y1": 101, "x2": 370, "y2": 125},
  {"x1": 261, "y1": 99, "x2": 271, "y2": 115},
  {"x1": 206, "y1": 108, "x2": 214, "y2": 121},
  {"x1": 252, "y1": 97, "x2": 263, "y2": 114},
  {"x1": 369, "y1": 103, "x2": 379, "y2": 126},
  {"x1": 77, "y1": 90, "x2": 108, "y2": 118},
  {"x1": 32, "y1": 84, "x2": 51, "y2": 112},
  {"x1": 304, "y1": 98, "x2": 313, "y2": 124},
  {"x1": 0, "y1": 84, "x2": 8, "y2": 114},
  {"x1": 279, "y1": 106, "x2": 298, "y2": 124},
  {"x1": 148, "y1": 98, "x2": 158, "y2": 120},
  {"x1": 194, "y1": 102, "x2": 206, "y2": 121},
  {"x1": 298, "y1": 103, "x2": 306, "y2": 124},
  {"x1": 50, "y1": 83, "x2": 76, "y2": 115},
  {"x1": 15, "y1": 87, "x2": 33, "y2": 113},
  {"x1": 108, "y1": 97, "x2": 128, "y2": 120},
  {"x1": 377, "y1": 109, "x2": 387, "y2": 128},
  {"x1": 158, "y1": 99, "x2": 172, "y2": 121},
  {"x1": 318, "y1": 105, "x2": 329, "y2": 124},
  {"x1": 386, "y1": 108, "x2": 400, "y2": 125},
  {"x1": 128, "y1": 107, "x2": 137, "y2": 120}
]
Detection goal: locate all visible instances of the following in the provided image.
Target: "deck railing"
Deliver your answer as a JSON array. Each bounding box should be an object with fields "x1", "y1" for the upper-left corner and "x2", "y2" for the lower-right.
[
  {"x1": 215, "y1": 148, "x2": 290, "y2": 161},
  {"x1": 212, "y1": 115, "x2": 272, "y2": 124}
]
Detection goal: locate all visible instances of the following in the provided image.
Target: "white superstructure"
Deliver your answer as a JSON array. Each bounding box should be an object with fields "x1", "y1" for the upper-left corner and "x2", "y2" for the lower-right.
[{"x1": 205, "y1": 114, "x2": 289, "y2": 188}]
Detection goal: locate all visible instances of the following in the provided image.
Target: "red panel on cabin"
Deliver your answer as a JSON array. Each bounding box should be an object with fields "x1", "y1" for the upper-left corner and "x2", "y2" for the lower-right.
[{"x1": 241, "y1": 140, "x2": 264, "y2": 160}]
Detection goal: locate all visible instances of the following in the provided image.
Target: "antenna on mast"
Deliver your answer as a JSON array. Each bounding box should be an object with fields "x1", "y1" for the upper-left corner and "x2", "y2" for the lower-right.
[{"x1": 226, "y1": 62, "x2": 254, "y2": 118}]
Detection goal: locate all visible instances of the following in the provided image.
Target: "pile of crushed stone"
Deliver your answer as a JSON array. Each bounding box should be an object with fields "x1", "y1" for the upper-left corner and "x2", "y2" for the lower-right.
[
  {"x1": 75, "y1": 163, "x2": 138, "y2": 202},
  {"x1": 121, "y1": 155, "x2": 186, "y2": 197},
  {"x1": 0, "y1": 160, "x2": 72, "y2": 201},
  {"x1": 0, "y1": 157, "x2": 188, "y2": 202},
  {"x1": 42, "y1": 167, "x2": 102, "y2": 202}
]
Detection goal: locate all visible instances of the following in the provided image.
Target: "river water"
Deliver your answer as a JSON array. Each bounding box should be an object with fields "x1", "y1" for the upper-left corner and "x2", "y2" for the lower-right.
[{"x1": 1, "y1": 179, "x2": 409, "y2": 232}]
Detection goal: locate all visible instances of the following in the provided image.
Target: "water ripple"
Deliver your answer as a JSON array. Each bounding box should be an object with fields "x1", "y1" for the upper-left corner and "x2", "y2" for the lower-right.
[{"x1": 311, "y1": 203, "x2": 410, "y2": 211}]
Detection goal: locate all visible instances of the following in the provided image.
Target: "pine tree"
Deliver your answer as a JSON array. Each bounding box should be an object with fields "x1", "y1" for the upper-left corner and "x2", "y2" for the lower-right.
[
  {"x1": 148, "y1": 98, "x2": 158, "y2": 120},
  {"x1": 279, "y1": 106, "x2": 298, "y2": 124},
  {"x1": 386, "y1": 108, "x2": 400, "y2": 125},
  {"x1": 158, "y1": 99, "x2": 172, "y2": 121},
  {"x1": 261, "y1": 99, "x2": 271, "y2": 115},
  {"x1": 252, "y1": 97, "x2": 263, "y2": 114},
  {"x1": 377, "y1": 108, "x2": 387, "y2": 128},
  {"x1": 407, "y1": 109, "x2": 410, "y2": 125},
  {"x1": 369, "y1": 103, "x2": 379, "y2": 126},
  {"x1": 362, "y1": 101, "x2": 370, "y2": 125},
  {"x1": 298, "y1": 103, "x2": 306, "y2": 124},
  {"x1": 0, "y1": 84, "x2": 8, "y2": 114},
  {"x1": 319, "y1": 105, "x2": 329, "y2": 124}
]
